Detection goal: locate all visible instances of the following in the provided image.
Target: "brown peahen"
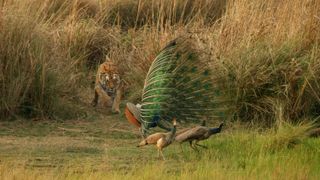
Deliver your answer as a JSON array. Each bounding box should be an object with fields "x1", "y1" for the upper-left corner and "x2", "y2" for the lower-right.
[
  {"x1": 125, "y1": 37, "x2": 228, "y2": 136},
  {"x1": 137, "y1": 118, "x2": 177, "y2": 160},
  {"x1": 175, "y1": 123, "x2": 224, "y2": 150}
]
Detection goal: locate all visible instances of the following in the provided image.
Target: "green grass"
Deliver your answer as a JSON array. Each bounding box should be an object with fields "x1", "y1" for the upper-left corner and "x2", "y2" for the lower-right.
[{"x1": 0, "y1": 113, "x2": 319, "y2": 179}]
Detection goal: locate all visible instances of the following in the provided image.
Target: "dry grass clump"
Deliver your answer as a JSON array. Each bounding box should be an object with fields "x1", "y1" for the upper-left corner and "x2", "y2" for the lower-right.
[
  {"x1": 102, "y1": 0, "x2": 226, "y2": 29},
  {"x1": 204, "y1": 0, "x2": 320, "y2": 124},
  {"x1": 263, "y1": 103, "x2": 317, "y2": 151},
  {"x1": 58, "y1": 20, "x2": 121, "y2": 70},
  {"x1": 0, "y1": 0, "x2": 105, "y2": 119},
  {"x1": 268, "y1": 121, "x2": 313, "y2": 150},
  {"x1": 37, "y1": 0, "x2": 99, "y2": 22},
  {"x1": 0, "y1": 8, "x2": 59, "y2": 119},
  {"x1": 1, "y1": 0, "x2": 320, "y2": 124}
]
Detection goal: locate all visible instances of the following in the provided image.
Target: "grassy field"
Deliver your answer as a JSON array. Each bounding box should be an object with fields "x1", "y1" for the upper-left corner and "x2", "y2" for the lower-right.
[{"x1": 0, "y1": 105, "x2": 319, "y2": 179}]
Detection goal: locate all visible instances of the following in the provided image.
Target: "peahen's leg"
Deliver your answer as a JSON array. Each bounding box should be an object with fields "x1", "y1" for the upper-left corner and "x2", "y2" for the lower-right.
[
  {"x1": 179, "y1": 143, "x2": 184, "y2": 153},
  {"x1": 195, "y1": 143, "x2": 208, "y2": 149},
  {"x1": 189, "y1": 141, "x2": 199, "y2": 151},
  {"x1": 188, "y1": 141, "x2": 194, "y2": 149},
  {"x1": 160, "y1": 149, "x2": 165, "y2": 160},
  {"x1": 195, "y1": 141, "x2": 207, "y2": 149},
  {"x1": 158, "y1": 149, "x2": 161, "y2": 158}
]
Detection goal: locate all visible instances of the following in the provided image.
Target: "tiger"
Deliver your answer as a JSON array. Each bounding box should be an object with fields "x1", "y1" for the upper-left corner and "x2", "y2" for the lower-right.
[{"x1": 91, "y1": 59, "x2": 123, "y2": 113}]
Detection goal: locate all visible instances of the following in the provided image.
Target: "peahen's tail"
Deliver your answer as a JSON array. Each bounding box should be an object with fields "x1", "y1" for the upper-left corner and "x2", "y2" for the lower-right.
[{"x1": 126, "y1": 37, "x2": 230, "y2": 134}]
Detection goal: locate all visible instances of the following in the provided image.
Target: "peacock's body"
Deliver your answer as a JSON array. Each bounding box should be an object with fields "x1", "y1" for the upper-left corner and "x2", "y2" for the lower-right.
[{"x1": 126, "y1": 37, "x2": 228, "y2": 135}]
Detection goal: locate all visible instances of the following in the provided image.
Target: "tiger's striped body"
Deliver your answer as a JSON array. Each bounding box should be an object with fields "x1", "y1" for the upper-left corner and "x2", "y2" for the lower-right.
[{"x1": 92, "y1": 61, "x2": 122, "y2": 113}]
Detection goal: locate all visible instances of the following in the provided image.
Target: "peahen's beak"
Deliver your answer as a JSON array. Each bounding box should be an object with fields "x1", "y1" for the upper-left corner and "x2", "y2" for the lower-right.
[{"x1": 125, "y1": 102, "x2": 141, "y2": 128}]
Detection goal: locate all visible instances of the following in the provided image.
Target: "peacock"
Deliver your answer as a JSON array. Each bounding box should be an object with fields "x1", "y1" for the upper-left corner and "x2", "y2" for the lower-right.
[{"x1": 125, "y1": 37, "x2": 228, "y2": 136}]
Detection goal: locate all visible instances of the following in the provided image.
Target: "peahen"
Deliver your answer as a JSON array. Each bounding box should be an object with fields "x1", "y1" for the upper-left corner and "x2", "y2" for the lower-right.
[
  {"x1": 125, "y1": 37, "x2": 228, "y2": 136},
  {"x1": 175, "y1": 123, "x2": 224, "y2": 150},
  {"x1": 136, "y1": 118, "x2": 177, "y2": 160}
]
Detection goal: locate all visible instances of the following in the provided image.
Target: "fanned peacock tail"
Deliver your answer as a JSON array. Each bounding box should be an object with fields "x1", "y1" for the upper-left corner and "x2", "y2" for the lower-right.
[{"x1": 139, "y1": 37, "x2": 229, "y2": 132}]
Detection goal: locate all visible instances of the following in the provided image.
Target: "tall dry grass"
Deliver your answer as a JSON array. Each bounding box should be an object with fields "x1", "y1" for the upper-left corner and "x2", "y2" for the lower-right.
[
  {"x1": 0, "y1": 0, "x2": 319, "y2": 125},
  {"x1": 209, "y1": 0, "x2": 320, "y2": 124},
  {"x1": 101, "y1": 0, "x2": 226, "y2": 29},
  {"x1": 0, "y1": 4, "x2": 59, "y2": 118}
]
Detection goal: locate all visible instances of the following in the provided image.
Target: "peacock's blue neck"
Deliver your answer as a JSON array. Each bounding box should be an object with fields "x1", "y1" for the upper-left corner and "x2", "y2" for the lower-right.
[{"x1": 209, "y1": 127, "x2": 221, "y2": 135}]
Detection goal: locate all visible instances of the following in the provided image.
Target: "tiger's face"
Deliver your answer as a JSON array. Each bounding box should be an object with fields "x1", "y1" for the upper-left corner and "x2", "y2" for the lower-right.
[{"x1": 100, "y1": 73, "x2": 121, "y2": 94}]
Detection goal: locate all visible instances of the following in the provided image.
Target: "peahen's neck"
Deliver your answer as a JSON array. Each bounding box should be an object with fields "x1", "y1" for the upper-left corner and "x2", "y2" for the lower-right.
[
  {"x1": 168, "y1": 125, "x2": 177, "y2": 141},
  {"x1": 201, "y1": 120, "x2": 206, "y2": 126}
]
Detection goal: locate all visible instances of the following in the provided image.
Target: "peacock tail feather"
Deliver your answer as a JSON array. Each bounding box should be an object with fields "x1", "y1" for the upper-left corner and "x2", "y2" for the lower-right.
[{"x1": 139, "y1": 37, "x2": 229, "y2": 132}]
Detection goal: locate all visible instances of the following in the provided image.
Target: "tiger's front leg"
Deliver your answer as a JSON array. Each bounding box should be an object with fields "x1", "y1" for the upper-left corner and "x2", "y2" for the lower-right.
[
  {"x1": 91, "y1": 89, "x2": 99, "y2": 107},
  {"x1": 111, "y1": 87, "x2": 122, "y2": 114}
]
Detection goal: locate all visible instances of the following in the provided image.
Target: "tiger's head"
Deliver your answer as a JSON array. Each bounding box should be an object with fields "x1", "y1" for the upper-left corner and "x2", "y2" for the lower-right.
[{"x1": 100, "y1": 72, "x2": 121, "y2": 97}]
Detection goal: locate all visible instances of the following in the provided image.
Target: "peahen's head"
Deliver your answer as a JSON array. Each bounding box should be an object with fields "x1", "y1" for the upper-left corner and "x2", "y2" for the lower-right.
[
  {"x1": 137, "y1": 139, "x2": 148, "y2": 147},
  {"x1": 173, "y1": 118, "x2": 177, "y2": 127},
  {"x1": 169, "y1": 118, "x2": 177, "y2": 139},
  {"x1": 171, "y1": 118, "x2": 177, "y2": 133}
]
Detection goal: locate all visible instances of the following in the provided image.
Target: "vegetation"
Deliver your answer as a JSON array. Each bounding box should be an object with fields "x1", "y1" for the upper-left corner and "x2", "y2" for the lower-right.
[
  {"x1": 1, "y1": 0, "x2": 320, "y2": 124},
  {"x1": 0, "y1": 114, "x2": 319, "y2": 179},
  {"x1": 0, "y1": 0, "x2": 320, "y2": 179},
  {"x1": 0, "y1": 0, "x2": 320, "y2": 125}
]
